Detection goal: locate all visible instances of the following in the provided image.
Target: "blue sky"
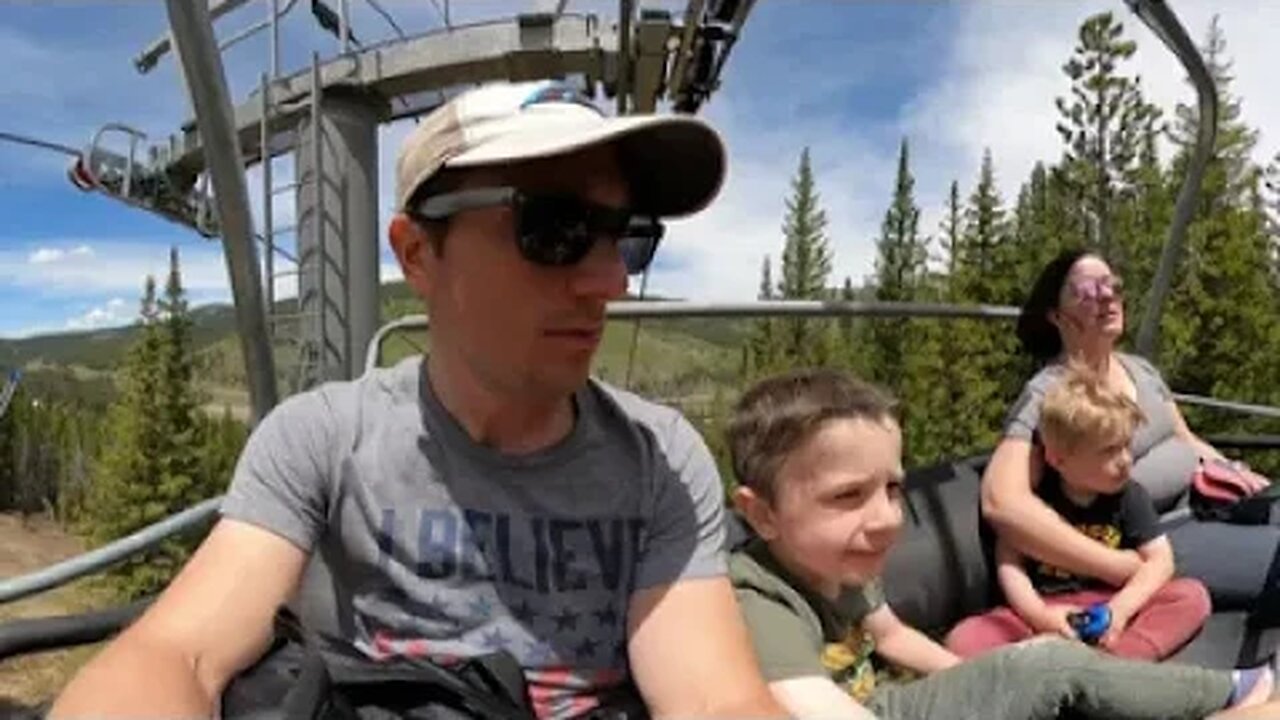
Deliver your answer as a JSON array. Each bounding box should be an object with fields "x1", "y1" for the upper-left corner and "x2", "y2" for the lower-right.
[{"x1": 2, "y1": 0, "x2": 1278, "y2": 338}]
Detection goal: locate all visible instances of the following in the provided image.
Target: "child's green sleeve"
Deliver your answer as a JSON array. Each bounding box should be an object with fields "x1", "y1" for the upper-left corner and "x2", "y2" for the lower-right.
[{"x1": 734, "y1": 589, "x2": 827, "y2": 682}]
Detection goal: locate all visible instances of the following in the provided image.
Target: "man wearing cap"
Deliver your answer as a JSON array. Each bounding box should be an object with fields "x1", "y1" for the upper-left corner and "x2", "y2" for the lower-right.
[{"x1": 50, "y1": 81, "x2": 784, "y2": 720}]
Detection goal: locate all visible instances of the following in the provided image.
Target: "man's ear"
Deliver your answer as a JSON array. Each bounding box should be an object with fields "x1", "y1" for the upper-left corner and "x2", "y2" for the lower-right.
[
  {"x1": 733, "y1": 485, "x2": 779, "y2": 541},
  {"x1": 389, "y1": 213, "x2": 438, "y2": 300}
]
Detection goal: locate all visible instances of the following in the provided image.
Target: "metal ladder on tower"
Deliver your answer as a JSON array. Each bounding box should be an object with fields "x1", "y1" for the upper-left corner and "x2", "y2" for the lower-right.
[{"x1": 256, "y1": 55, "x2": 333, "y2": 397}]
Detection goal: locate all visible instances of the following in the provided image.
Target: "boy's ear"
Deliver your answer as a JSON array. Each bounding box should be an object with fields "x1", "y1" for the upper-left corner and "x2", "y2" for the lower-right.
[
  {"x1": 1040, "y1": 439, "x2": 1065, "y2": 471},
  {"x1": 733, "y1": 485, "x2": 778, "y2": 541}
]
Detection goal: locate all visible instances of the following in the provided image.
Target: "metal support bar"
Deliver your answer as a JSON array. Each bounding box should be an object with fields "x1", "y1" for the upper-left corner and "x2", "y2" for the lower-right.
[
  {"x1": 1130, "y1": 0, "x2": 1217, "y2": 359},
  {"x1": 0, "y1": 498, "x2": 222, "y2": 605},
  {"x1": 261, "y1": 73, "x2": 275, "y2": 324},
  {"x1": 1173, "y1": 393, "x2": 1280, "y2": 420},
  {"x1": 616, "y1": 0, "x2": 635, "y2": 114},
  {"x1": 136, "y1": 0, "x2": 257, "y2": 73},
  {"x1": 668, "y1": 0, "x2": 707, "y2": 104},
  {"x1": 163, "y1": 0, "x2": 279, "y2": 424},
  {"x1": 0, "y1": 598, "x2": 153, "y2": 661},
  {"x1": 158, "y1": 15, "x2": 616, "y2": 177}
]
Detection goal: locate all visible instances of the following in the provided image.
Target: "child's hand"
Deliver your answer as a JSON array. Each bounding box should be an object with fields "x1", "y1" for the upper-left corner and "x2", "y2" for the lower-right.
[
  {"x1": 1033, "y1": 606, "x2": 1080, "y2": 641},
  {"x1": 1098, "y1": 606, "x2": 1133, "y2": 650}
]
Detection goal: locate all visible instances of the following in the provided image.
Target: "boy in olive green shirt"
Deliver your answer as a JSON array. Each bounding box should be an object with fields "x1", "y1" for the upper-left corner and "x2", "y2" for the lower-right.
[{"x1": 724, "y1": 368, "x2": 1279, "y2": 720}]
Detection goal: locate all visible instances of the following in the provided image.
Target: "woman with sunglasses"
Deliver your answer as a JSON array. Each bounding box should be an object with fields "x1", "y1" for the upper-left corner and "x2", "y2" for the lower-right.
[{"x1": 980, "y1": 249, "x2": 1280, "y2": 623}]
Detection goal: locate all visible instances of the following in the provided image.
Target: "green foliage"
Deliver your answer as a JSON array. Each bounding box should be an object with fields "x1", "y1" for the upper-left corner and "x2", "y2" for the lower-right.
[
  {"x1": 77, "y1": 249, "x2": 247, "y2": 601},
  {"x1": 1055, "y1": 11, "x2": 1163, "y2": 257},
  {"x1": 775, "y1": 148, "x2": 835, "y2": 368}
]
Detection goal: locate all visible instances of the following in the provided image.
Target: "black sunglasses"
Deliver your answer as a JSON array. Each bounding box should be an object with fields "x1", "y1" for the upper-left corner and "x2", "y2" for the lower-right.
[{"x1": 409, "y1": 187, "x2": 664, "y2": 275}]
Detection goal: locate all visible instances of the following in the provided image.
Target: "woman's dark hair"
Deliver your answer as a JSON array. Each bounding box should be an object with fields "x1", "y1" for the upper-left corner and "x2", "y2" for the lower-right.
[{"x1": 1016, "y1": 248, "x2": 1093, "y2": 361}]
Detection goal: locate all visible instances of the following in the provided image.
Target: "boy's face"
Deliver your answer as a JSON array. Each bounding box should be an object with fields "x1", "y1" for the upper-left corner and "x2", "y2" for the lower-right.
[
  {"x1": 738, "y1": 417, "x2": 905, "y2": 596},
  {"x1": 1045, "y1": 430, "x2": 1133, "y2": 495}
]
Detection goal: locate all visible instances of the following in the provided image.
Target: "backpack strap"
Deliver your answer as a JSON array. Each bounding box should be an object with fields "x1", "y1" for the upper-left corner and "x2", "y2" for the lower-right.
[{"x1": 271, "y1": 608, "x2": 534, "y2": 720}]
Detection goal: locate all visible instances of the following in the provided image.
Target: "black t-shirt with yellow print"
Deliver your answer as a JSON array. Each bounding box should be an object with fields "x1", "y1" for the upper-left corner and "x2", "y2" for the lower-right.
[
  {"x1": 728, "y1": 538, "x2": 904, "y2": 704},
  {"x1": 1029, "y1": 469, "x2": 1162, "y2": 595}
]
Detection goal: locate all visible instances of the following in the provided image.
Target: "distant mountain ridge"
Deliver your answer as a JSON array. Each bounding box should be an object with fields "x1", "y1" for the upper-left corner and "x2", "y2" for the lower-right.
[{"x1": 0, "y1": 282, "x2": 754, "y2": 387}]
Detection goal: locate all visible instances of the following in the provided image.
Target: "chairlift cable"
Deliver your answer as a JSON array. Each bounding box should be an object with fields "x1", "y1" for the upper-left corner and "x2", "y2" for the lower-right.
[
  {"x1": 363, "y1": 0, "x2": 406, "y2": 39},
  {"x1": 427, "y1": 0, "x2": 449, "y2": 29},
  {"x1": 0, "y1": 130, "x2": 81, "y2": 158}
]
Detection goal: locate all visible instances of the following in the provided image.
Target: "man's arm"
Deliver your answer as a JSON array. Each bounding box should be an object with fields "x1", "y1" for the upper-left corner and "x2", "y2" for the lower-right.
[
  {"x1": 981, "y1": 437, "x2": 1139, "y2": 586},
  {"x1": 767, "y1": 677, "x2": 879, "y2": 720},
  {"x1": 628, "y1": 576, "x2": 787, "y2": 718},
  {"x1": 860, "y1": 605, "x2": 957, "y2": 674},
  {"x1": 49, "y1": 519, "x2": 309, "y2": 718}
]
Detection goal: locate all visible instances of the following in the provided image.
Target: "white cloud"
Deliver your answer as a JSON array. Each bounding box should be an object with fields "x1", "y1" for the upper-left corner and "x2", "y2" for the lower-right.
[
  {"x1": 1, "y1": 240, "x2": 231, "y2": 296},
  {"x1": 905, "y1": 0, "x2": 1280, "y2": 221},
  {"x1": 65, "y1": 297, "x2": 133, "y2": 331},
  {"x1": 27, "y1": 244, "x2": 94, "y2": 265},
  {"x1": 649, "y1": 94, "x2": 894, "y2": 302}
]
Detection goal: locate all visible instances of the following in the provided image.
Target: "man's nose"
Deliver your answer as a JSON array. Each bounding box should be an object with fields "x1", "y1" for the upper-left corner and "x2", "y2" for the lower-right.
[{"x1": 567, "y1": 238, "x2": 628, "y2": 301}]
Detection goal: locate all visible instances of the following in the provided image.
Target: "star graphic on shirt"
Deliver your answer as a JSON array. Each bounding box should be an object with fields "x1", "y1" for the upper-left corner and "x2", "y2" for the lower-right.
[
  {"x1": 467, "y1": 595, "x2": 494, "y2": 621},
  {"x1": 511, "y1": 599, "x2": 537, "y2": 625},
  {"x1": 425, "y1": 593, "x2": 453, "y2": 617},
  {"x1": 525, "y1": 639, "x2": 557, "y2": 665},
  {"x1": 553, "y1": 607, "x2": 580, "y2": 632},
  {"x1": 574, "y1": 637, "x2": 599, "y2": 660},
  {"x1": 480, "y1": 627, "x2": 510, "y2": 651},
  {"x1": 593, "y1": 603, "x2": 618, "y2": 628}
]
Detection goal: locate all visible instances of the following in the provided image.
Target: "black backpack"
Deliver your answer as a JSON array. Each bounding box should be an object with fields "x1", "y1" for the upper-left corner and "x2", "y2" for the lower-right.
[{"x1": 220, "y1": 609, "x2": 648, "y2": 720}]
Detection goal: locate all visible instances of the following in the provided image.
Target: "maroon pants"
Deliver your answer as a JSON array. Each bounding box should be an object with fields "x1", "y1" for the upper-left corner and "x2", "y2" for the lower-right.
[{"x1": 945, "y1": 578, "x2": 1211, "y2": 661}]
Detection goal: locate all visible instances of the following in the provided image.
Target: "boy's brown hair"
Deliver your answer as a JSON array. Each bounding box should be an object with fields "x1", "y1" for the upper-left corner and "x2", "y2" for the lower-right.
[
  {"x1": 1039, "y1": 360, "x2": 1145, "y2": 453},
  {"x1": 726, "y1": 368, "x2": 898, "y2": 500}
]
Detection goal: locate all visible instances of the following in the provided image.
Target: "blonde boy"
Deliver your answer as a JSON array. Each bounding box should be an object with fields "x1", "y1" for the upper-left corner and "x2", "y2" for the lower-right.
[
  {"x1": 727, "y1": 367, "x2": 1275, "y2": 719},
  {"x1": 947, "y1": 362, "x2": 1211, "y2": 660}
]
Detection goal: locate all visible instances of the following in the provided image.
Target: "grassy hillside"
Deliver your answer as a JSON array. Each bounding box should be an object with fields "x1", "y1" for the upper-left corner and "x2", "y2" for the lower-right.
[
  {"x1": 2, "y1": 282, "x2": 749, "y2": 374},
  {"x1": 0, "y1": 281, "x2": 752, "y2": 420}
]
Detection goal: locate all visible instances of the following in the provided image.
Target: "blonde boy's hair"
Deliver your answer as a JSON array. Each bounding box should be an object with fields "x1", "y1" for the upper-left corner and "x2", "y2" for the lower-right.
[{"x1": 1039, "y1": 360, "x2": 1145, "y2": 453}]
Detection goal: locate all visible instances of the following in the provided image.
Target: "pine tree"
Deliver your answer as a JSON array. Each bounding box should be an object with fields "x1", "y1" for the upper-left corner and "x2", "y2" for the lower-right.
[
  {"x1": 747, "y1": 254, "x2": 779, "y2": 374},
  {"x1": 1055, "y1": 11, "x2": 1162, "y2": 258},
  {"x1": 776, "y1": 148, "x2": 833, "y2": 366},
  {"x1": 158, "y1": 247, "x2": 203, "y2": 499},
  {"x1": 0, "y1": 378, "x2": 17, "y2": 510},
  {"x1": 81, "y1": 277, "x2": 167, "y2": 597},
  {"x1": 80, "y1": 251, "x2": 222, "y2": 600},
  {"x1": 957, "y1": 149, "x2": 1011, "y2": 302},
  {"x1": 1265, "y1": 152, "x2": 1280, "y2": 242},
  {"x1": 874, "y1": 139, "x2": 927, "y2": 303},
  {"x1": 869, "y1": 139, "x2": 927, "y2": 386},
  {"x1": 939, "y1": 180, "x2": 962, "y2": 293},
  {"x1": 839, "y1": 276, "x2": 856, "y2": 352}
]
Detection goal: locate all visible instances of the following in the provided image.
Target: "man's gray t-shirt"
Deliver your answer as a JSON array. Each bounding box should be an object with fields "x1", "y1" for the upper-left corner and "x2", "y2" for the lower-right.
[
  {"x1": 1003, "y1": 352, "x2": 1199, "y2": 512},
  {"x1": 219, "y1": 356, "x2": 727, "y2": 719}
]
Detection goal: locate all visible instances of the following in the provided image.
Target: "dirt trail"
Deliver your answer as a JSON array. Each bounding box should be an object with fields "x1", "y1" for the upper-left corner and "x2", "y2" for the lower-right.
[{"x1": 0, "y1": 514, "x2": 113, "y2": 712}]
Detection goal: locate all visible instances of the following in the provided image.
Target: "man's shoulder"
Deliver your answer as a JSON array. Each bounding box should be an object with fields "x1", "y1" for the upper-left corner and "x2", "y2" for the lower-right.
[
  {"x1": 271, "y1": 356, "x2": 420, "y2": 422},
  {"x1": 585, "y1": 378, "x2": 701, "y2": 447}
]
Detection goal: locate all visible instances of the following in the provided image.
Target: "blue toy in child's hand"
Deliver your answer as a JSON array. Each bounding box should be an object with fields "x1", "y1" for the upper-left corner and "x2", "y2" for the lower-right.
[{"x1": 1068, "y1": 604, "x2": 1112, "y2": 644}]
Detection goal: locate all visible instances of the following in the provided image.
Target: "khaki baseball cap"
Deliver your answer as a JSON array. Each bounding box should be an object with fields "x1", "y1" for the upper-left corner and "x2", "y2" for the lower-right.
[{"x1": 394, "y1": 80, "x2": 727, "y2": 218}]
